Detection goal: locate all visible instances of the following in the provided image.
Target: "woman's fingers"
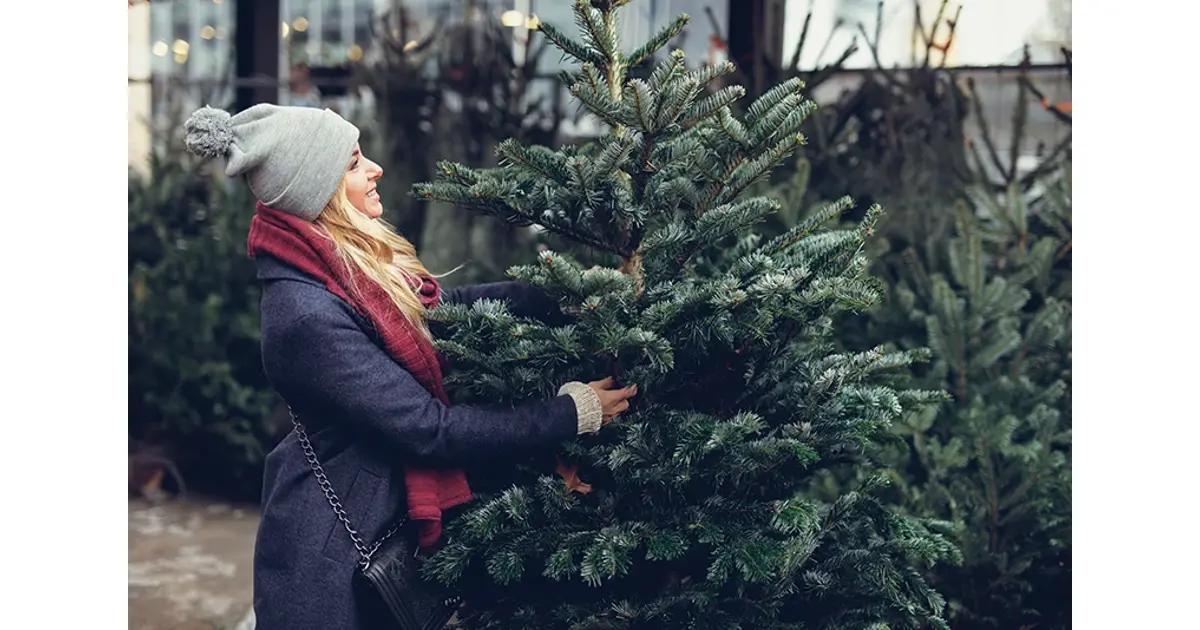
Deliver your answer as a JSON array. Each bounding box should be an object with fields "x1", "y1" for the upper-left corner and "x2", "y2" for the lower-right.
[
  {"x1": 589, "y1": 376, "x2": 616, "y2": 389},
  {"x1": 586, "y1": 379, "x2": 638, "y2": 418},
  {"x1": 598, "y1": 388, "x2": 636, "y2": 416}
]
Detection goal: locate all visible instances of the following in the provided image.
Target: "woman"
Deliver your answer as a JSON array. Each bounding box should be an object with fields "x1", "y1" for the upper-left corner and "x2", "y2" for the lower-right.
[{"x1": 184, "y1": 103, "x2": 636, "y2": 630}]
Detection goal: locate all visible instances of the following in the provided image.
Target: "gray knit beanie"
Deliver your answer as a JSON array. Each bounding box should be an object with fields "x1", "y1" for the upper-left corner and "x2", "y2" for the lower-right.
[{"x1": 183, "y1": 103, "x2": 360, "y2": 222}]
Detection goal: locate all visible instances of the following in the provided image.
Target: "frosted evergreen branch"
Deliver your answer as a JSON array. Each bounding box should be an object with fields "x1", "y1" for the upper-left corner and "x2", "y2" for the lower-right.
[
  {"x1": 694, "y1": 197, "x2": 780, "y2": 243},
  {"x1": 854, "y1": 203, "x2": 884, "y2": 242},
  {"x1": 537, "y1": 20, "x2": 604, "y2": 66},
  {"x1": 715, "y1": 106, "x2": 752, "y2": 148},
  {"x1": 647, "y1": 49, "x2": 687, "y2": 92},
  {"x1": 627, "y1": 133, "x2": 659, "y2": 207},
  {"x1": 647, "y1": 197, "x2": 779, "y2": 284},
  {"x1": 574, "y1": 1, "x2": 615, "y2": 62},
  {"x1": 642, "y1": 174, "x2": 697, "y2": 216},
  {"x1": 432, "y1": 160, "x2": 481, "y2": 187},
  {"x1": 628, "y1": 13, "x2": 691, "y2": 67},
  {"x1": 542, "y1": 215, "x2": 631, "y2": 256},
  {"x1": 713, "y1": 133, "x2": 807, "y2": 208},
  {"x1": 654, "y1": 77, "x2": 703, "y2": 131},
  {"x1": 569, "y1": 76, "x2": 632, "y2": 128},
  {"x1": 680, "y1": 86, "x2": 746, "y2": 128},
  {"x1": 578, "y1": 63, "x2": 607, "y2": 98},
  {"x1": 421, "y1": 175, "x2": 621, "y2": 255},
  {"x1": 587, "y1": 135, "x2": 638, "y2": 185},
  {"x1": 689, "y1": 61, "x2": 737, "y2": 89},
  {"x1": 625, "y1": 79, "x2": 657, "y2": 130},
  {"x1": 692, "y1": 130, "x2": 751, "y2": 213},
  {"x1": 411, "y1": 181, "x2": 535, "y2": 225},
  {"x1": 748, "y1": 91, "x2": 806, "y2": 135},
  {"x1": 750, "y1": 97, "x2": 817, "y2": 146},
  {"x1": 495, "y1": 140, "x2": 570, "y2": 186},
  {"x1": 762, "y1": 196, "x2": 856, "y2": 255},
  {"x1": 746, "y1": 77, "x2": 806, "y2": 123}
]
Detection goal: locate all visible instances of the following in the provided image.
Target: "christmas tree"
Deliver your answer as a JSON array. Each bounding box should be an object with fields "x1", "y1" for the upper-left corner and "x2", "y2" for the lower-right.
[
  {"x1": 412, "y1": 1, "x2": 957, "y2": 628},
  {"x1": 854, "y1": 164, "x2": 1072, "y2": 629}
]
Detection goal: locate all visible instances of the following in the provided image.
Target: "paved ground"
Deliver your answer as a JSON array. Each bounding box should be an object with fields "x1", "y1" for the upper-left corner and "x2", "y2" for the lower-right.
[{"x1": 129, "y1": 497, "x2": 260, "y2": 630}]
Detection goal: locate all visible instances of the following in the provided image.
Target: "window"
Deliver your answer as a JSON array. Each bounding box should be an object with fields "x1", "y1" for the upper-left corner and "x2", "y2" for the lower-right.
[{"x1": 322, "y1": 2, "x2": 343, "y2": 56}]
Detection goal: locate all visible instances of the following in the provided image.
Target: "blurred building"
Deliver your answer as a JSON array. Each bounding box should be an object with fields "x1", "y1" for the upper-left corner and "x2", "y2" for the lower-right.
[
  {"x1": 129, "y1": 2, "x2": 153, "y2": 175},
  {"x1": 780, "y1": 0, "x2": 1072, "y2": 69},
  {"x1": 127, "y1": 0, "x2": 1068, "y2": 171},
  {"x1": 128, "y1": 0, "x2": 734, "y2": 166}
]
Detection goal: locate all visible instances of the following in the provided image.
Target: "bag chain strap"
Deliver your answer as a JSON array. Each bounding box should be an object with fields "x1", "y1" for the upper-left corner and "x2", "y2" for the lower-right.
[{"x1": 289, "y1": 406, "x2": 400, "y2": 568}]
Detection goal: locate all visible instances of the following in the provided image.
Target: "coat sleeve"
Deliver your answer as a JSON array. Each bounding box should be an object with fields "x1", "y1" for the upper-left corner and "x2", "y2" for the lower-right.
[
  {"x1": 441, "y1": 280, "x2": 570, "y2": 325},
  {"x1": 263, "y1": 308, "x2": 580, "y2": 467}
]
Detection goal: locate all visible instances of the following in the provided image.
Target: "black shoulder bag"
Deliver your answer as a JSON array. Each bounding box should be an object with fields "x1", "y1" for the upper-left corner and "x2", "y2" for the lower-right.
[{"x1": 290, "y1": 408, "x2": 460, "y2": 630}]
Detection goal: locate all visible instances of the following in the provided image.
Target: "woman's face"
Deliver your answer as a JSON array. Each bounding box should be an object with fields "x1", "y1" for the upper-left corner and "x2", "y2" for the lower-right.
[{"x1": 344, "y1": 144, "x2": 384, "y2": 219}]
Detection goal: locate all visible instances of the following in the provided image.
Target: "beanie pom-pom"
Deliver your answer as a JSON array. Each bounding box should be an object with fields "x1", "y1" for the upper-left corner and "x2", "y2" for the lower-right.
[{"x1": 184, "y1": 106, "x2": 235, "y2": 159}]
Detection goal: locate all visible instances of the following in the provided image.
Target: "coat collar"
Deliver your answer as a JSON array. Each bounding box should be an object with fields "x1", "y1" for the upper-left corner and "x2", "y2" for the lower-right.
[{"x1": 255, "y1": 254, "x2": 325, "y2": 286}]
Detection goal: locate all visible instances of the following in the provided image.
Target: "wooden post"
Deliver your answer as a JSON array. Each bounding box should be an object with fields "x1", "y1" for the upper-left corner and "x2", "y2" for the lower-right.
[
  {"x1": 235, "y1": 0, "x2": 281, "y2": 111},
  {"x1": 726, "y1": 0, "x2": 785, "y2": 97}
]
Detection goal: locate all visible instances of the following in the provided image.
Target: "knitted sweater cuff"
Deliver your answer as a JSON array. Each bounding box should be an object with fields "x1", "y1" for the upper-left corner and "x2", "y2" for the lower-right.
[{"x1": 558, "y1": 381, "x2": 603, "y2": 435}]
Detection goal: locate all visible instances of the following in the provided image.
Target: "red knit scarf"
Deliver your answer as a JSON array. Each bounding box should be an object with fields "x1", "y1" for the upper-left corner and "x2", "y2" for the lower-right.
[{"x1": 247, "y1": 202, "x2": 471, "y2": 548}]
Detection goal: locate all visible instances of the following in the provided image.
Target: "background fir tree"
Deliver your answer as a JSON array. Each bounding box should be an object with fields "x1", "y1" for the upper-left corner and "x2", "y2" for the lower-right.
[
  {"x1": 411, "y1": 1, "x2": 957, "y2": 628},
  {"x1": 129, "y1": 135, "x2": 278, "y2": 501},
  {"x1": 850, "y1": 163, "x2": 1072, "y2": 630},
  {"x1": 357, "y1": 0, "x2": 566, "y2": 285}
]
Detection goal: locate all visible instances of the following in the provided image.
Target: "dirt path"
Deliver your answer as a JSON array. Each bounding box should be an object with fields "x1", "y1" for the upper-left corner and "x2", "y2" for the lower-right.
[{"x1": 129, "y1": 497, "x2": 259, "y2": 630}]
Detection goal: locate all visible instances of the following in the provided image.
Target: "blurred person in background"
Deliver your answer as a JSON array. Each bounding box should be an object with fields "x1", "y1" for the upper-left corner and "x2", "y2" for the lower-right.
[
  {"x1": 287, "y1": 63, "x2": 323, "y2": 108},
  {"x1": 182, "y1": 103, "x2": 636, "y2": 630}
]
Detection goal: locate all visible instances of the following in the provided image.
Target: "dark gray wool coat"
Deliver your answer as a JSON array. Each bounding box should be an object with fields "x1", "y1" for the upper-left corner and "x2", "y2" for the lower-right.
[{"x1": 251, "y1": 255, "x2": 580, "y2": 630}]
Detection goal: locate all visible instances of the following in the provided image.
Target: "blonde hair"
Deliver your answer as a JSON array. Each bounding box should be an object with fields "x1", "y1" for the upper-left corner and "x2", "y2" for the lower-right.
[{"x1": 314, "y1": 180, "x2": 434, "y2": 339}]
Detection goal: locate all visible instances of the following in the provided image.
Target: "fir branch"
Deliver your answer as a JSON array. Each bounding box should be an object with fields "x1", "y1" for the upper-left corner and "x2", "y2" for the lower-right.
[
  {"x1": 574, "y1": 0, "x2": 615, "y2": 62},
  {"x1": 495, "y1": 140, "x2": 570, "y2": 186},
  {"x1": 432, "y1": 160, "x2": 481, "y2": 187},
  {"x1": 690, "y1": 60, "x2": 737, "y2": 89},
  {"x1": 762, "y1": 196, "x2": 856, "y2": 255},
  {"x1": 588, "y1": 135, "x2": 638, "y2": 185},
  {"x1": 715, "y1": 106, "x2": 751, "y2": 149},
  {"x1": 628, "y1": 13, "x2": 691, "y2": 67},
  {"x1": 579, "y1": 63, "x2": 607, "y2": 99},
  {"x1": 537, "y1": 19, "x2": 604, "y2": 66},
  {"x1": 654, "y1": 77, "x2": 702, "y2": 131},
  {"x1": 750, "y1": 96, "x2": 817, "y2": 146},
  {"x1": 715, "y1": 133, "x2": 807, "y2": 207},
  {"x1": 680, "y1": 86, "x2": 746, "y2": 129},
  {"x1": 569, "y1": 81, "x2": 631, "y2": 129},
  {"x1": 746, "y1": 78, "x2": 806, "y2": 124},
  {"x1": 648, "y1": 49, "x2": 687, "y2": 92},
  {"x1": 625, "y1": 79, "x2": 657, "y2": 130}
]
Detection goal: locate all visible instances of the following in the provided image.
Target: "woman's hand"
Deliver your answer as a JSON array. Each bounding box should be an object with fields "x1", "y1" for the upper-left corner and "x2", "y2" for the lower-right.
[{"x1": 588, "y1": 377, "x2": 638, "y2": 423}]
